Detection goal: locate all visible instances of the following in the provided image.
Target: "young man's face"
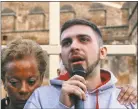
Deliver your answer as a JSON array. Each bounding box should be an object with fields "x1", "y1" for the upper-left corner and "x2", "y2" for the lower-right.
[{"x1": 60, "y1": 25, "x2": 105, "y2": 75}]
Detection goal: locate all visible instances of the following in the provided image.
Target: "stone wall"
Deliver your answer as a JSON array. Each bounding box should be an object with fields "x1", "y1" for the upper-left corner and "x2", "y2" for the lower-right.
[
  {"x1": 2, "y1": 2, "x2": 131, "y2": 45},
  {"x1": 1, "y1": 2, "x2": 49, "y2": 45},
  {"x1": 60, "y1": 2, "x2": 130, "y2": 44},
  {"x1": 127, "y1": 2, "x2": 137, "y2": 45},
  {"x1": 60, "y1": 2, "x2": 128, "y2": 26},
  {"x1": 100, "y1": 25, "x2": 128, "y2": 43}
]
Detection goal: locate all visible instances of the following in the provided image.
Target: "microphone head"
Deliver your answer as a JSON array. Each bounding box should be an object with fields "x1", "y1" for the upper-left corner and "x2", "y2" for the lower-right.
[{"x1": 72, "y1": 64, "x2": 86, "y2": 77}]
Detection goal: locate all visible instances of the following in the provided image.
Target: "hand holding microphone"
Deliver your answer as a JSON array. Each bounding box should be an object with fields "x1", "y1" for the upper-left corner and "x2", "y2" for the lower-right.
[
  {"x1": 72, "y1": 64, "x2": 86, "y2": 109},
  {"x1": 59, "y1": 64, "x2": 86, "y2": 108}
]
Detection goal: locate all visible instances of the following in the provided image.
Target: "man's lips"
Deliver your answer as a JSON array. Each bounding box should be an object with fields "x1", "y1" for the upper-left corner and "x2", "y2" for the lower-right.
[
  {"x1": 71, "y1": 61, "x2": 84, "y2": 65},
  {"x1": 70, "y1": 55, "x2": 85, "y2": 64}
]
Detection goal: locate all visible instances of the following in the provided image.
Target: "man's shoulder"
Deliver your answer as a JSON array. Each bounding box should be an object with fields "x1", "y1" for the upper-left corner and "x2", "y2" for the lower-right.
[
  {"x1": 24, "y1": 85, "x2": 61, "y2": 109},
  {"x1": 27, "y1": 85, "x2": 60, "y2": 103}
]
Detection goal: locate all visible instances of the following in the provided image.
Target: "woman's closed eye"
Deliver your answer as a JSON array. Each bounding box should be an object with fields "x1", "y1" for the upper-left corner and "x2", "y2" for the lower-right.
[
  {"x1": 10, "y1": 80, "x2": 19, "y2": 87},
  {"x1": 28, "y1": 78, "x2": 36, "y2": 85}
]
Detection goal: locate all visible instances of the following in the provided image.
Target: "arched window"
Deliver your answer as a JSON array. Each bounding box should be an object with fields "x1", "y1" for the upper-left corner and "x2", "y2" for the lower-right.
[
  {"x1": 89, "y1": 3, "x2": 105, "y2": 9},
  {"x1": 60, "y1": 5, "x2": 75, "y2": 12},
  {"x1": 28, "y1": 7, "x2": 46, "y2": 30},
  {"x1": 2, "y1": 8, "x2": 16, "y2": 31},
  {"x1": 88, "y1": 3, "x2": 106, "y2": 26},
  {"x1": 60, "y1": 5, "x2": 76, "y2": 26}
]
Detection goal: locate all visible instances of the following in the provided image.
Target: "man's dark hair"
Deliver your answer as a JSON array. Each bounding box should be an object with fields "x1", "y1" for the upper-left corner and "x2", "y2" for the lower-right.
[{"x1": 61, "y1": 19, "x2": 103, "y2": 46}]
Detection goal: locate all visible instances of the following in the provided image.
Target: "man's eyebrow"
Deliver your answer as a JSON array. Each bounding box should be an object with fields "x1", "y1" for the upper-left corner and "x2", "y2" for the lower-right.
[
  {"x1": 60, "y1": 37, "x2": 71, "y2": 44},
  {"x1": 61, "y1": 37, "x2": 71, "y2": 42},
  {"x1": 76, "y1": 34, "x2": 91, "y2": 38}
]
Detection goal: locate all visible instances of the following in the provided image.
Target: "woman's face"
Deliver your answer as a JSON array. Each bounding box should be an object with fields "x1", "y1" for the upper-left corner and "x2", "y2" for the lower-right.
[{"x1": 4, "y1": 56, "x2": 43, "y2": 109}]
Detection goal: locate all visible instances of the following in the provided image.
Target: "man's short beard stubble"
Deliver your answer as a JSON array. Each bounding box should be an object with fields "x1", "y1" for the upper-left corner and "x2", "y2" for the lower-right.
[
  {"x1": 64, "y1": 53, "x2": 100, "y2": 78},
  {"x1": 85, "y1": 55, "x2": 100, "y2": 78}
]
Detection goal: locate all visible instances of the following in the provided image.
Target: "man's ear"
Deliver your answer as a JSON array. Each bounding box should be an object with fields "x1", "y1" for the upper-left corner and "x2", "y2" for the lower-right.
[
  {"x1": 100, "y1": 46, "x2": 107, "y2": 59},
  {"x1": 57, "y1": 69, "x2": 60, "y2": 76},
  {"x1": 59, "y1": 53, "x2": 62, "y2": 60}
]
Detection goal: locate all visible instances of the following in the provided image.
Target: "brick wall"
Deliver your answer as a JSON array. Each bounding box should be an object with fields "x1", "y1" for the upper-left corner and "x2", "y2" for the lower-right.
[{"x1": 1, "y1": 2, "x2": 49, "y2": 45}]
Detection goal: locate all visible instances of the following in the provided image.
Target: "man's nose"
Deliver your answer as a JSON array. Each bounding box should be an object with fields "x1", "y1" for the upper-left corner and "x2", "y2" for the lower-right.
[{"x1": 70, "y1": 40, "x2": 80, "y2": 50}]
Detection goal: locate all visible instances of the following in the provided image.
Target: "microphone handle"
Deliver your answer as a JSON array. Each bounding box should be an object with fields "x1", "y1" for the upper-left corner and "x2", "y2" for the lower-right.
[
  {"x1": 72, "y1": 64, "x2": 85, "y2": 109},
  {"x1": 75, "y1": 96, "x2": 84, "y2": 109}
]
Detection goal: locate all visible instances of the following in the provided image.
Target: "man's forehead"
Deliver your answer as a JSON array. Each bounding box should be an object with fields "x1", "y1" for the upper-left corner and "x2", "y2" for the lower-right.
[{"x1": 61, "y1": 25, "x2": 97, "y2": 41}]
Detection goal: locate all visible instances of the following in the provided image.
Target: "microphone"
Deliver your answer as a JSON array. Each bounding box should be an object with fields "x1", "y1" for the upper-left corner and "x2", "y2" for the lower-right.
[{"x1": 72, "y1": 64, "x2": 86, "y2": 109}]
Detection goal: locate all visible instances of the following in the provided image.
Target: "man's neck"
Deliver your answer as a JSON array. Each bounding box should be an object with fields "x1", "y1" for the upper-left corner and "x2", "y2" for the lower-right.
[{"x1": 85, "y1": 65, "x2": 102, "y2": 92}]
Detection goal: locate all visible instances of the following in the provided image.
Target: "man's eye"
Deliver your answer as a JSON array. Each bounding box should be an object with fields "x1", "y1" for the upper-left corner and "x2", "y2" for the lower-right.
[
  {"x1": 28, "y1": 79, "x2": 36, "y2": 85},
  {"x1": 62, "y1": 41, "x2": 71, "y2": 47},
  {"x1": 80, "y1": 37, "x2": 89, "y2": 42}
]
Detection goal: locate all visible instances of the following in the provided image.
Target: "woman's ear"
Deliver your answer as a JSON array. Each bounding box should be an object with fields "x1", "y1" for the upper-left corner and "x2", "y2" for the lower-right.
[
  {"x1": 3, "y1": 81, "x2": 7, "y2": 91},
  {"x1": 39, "y1": 75, "x2": 44, "y2": 86},
  {"x1": 100, "y1": 46, "x2": 107, "y2": 59}
]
